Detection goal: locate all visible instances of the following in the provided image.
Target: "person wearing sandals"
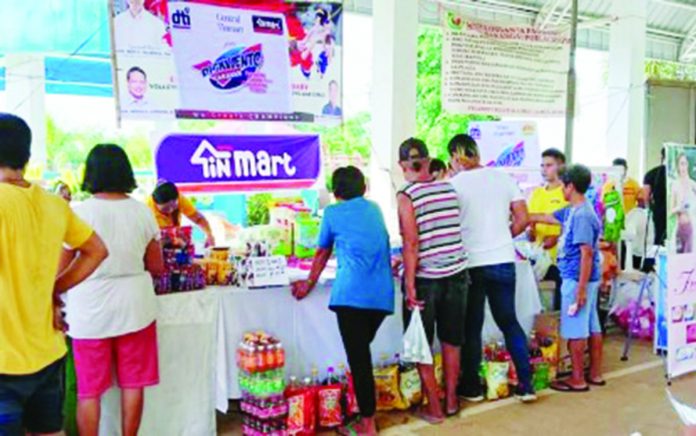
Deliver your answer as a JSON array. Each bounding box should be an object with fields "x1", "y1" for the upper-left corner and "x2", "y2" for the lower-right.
[
  {"x1": 397, "y1": 138, "x2": 468, "y2": 423},
  {"x1": 530, "y1": 164, "x2": 605, "y2": 392},
  {"x1": 292, "y1": 166, "x2": 394, "y2": 436}
]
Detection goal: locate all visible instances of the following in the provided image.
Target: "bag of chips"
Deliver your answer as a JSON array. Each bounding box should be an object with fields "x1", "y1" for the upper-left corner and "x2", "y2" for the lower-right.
[
  {"x1": 399, "y1": 365, "x2": 422, "y2": 408},
  {"x1": 286, "y1": 385, "x2": 316, "y2": 435},
  {"x1": 345, "y1": 371, "x2": 360, "y2": 417},
  {"x1": 374, "y1": 365, "x2": 407, "y2": 411},
  {"x1": 532, "y1": 362, "x2": 551, "y2": 392},
  {"x1": 485, "y1": 362, "x2": 510, "y2": 400},
  {"x1": 317, "y1": 384, "x2": 343, "y2": 428}
]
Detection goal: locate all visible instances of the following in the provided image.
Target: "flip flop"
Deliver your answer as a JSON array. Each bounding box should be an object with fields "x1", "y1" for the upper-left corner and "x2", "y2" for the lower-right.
[
  {"x1": 337, "y1": 422, "x2": 358, "y2": 436},
  {"x1": 550, "y1": 380, "x2": 590, "y2": 393},
  {"x1": 586, "y1": 378, "x2": 607, "y2": 387},
  {"x1": 415, "y1": 408, "x2": 445, "y2": 425},
  {"x1": 445, "y1": 400, "x2": 462, "y2": 418}
]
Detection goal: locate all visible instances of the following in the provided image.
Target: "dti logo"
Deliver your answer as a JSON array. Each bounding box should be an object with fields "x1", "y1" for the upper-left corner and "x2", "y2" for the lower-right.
[
  {"x1": 190, "y1": 140, "x2": 232, "y2": 179},
  {"x1": 172, "y1": 7, "x2": 191, "y2": 29}
]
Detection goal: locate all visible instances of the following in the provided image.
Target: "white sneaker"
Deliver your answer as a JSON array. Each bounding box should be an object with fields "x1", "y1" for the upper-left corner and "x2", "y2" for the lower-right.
[
  {"x1": 515, "y1": 392, "x2": 538, "y2": 403},
  {"x1": 461, "y1": 394, "x2": 485, "y2": 403}
]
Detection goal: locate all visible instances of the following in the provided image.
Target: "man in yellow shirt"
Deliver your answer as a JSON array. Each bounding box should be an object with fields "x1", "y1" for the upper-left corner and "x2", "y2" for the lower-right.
[
  {"x1": 528, "y1": 148, "x2": 568, "y2": 310},
  {"x1": 147, "y1": 181, "x2": 216, "y2": 247},
  {"x1": 0, "y1": 114, "x2": 108, "y2": 435},
  {"x1": 602, "y1": 158, "x2": 641, "y2": 214}
]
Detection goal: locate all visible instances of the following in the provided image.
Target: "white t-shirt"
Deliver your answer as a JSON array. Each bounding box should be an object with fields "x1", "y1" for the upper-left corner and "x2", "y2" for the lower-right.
[
  {"x1": 64, "y1": 198, "x2": 159, "y2": 339},
  {"x1": 449, "y1": 168, "x2": 524, "y2": 268}
]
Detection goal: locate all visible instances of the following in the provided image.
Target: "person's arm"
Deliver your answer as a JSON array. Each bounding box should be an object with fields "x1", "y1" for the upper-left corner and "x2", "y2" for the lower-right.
[
  {"x1": 671, "y1": 184, "x2": 683, "y2": 216},
  {"x1": 397, "y1": 193, "x2": 422, "y2": 310},
  {"x1": 510, "y1": 200, "x2": 530, "y2": 237},
  {"x1": 190, "y1": 211, "x2": 215, "y2": 247},
  {"x1": 292, "y1": 247, "x2": 333, "y2": 300},
  {"x1": 529, "y1": 213, "x2": 561, "y2": 226},
  {"x1": 144, "y1": 239, "x2": 165, "y2": 276},
  {"x1": 576, "y1": 244, "x2": 593, "y2": 309},
  {"x1": 55, "y1": 233, "x2": 108, "y2": 295}
]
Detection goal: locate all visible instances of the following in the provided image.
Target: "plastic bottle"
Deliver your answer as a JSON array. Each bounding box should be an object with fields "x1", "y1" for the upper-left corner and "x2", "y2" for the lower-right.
[
  {"x1": 276, "y1": 343, "x2": 285, "y2": 368},
  {"x1": 311, "y1": 367, "x2": 320, "y2": 386},
  {"x1": 326, "y1": 366, "x2": 338, "y2": 385}
]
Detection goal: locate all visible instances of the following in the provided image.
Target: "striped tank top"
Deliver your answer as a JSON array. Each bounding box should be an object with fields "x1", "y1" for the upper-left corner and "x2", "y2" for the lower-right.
[{"x1": 399, "y1": 180, "x2": 468, "y2": 279}]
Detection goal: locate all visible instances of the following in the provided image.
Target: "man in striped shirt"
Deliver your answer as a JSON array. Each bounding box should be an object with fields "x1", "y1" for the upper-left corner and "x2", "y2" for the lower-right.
[{"x1": 397, "y1": 138, "x2": 469, "y2": 423}]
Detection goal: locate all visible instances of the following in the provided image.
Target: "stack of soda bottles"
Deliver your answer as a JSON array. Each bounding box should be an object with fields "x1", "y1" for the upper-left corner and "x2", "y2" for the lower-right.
[
  {"x1": 237, "y1": 332, "x2": 288, "y2": 436},
  {"x1": 154, "y1": 226, "x2": 206, "y2": 294}
]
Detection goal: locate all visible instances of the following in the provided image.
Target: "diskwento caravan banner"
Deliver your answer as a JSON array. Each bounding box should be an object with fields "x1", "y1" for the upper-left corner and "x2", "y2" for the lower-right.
[{"x1": 167, "y1": 0, "x2": 343, "y2": 123}]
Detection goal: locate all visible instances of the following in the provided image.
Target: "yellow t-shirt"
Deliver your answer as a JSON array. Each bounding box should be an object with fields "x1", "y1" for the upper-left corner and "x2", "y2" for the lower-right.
[
  {"x1": 602, "y1": 177, "x2": 641, "y2": 214},
  {"x1": 528, "y1": 185, "x2": 567, "y2": 261},
  {"x1": 0, "y1": 184, "x2": 93, "y2": 374},
  {"x1": 147, "y1": 193, "x2": 198, "y2": 229}
]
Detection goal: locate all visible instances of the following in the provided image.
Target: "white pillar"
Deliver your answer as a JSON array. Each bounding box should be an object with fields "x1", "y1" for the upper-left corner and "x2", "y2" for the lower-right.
[
  {"x1": 607, "y1": 0, "x2": 646, "y2": 178},
  {"x1": 5, "y1": 54, "x2": 47, "y2": 167},
  {"x1": 369, "y1": 0, "x2": 418, "y2": 235}
]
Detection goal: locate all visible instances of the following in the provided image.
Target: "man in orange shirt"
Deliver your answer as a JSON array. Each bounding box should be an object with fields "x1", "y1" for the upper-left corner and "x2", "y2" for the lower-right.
[
  {"x1": 0, "y1": 113, "x2": 108, "y2": 435},
  {"x1": 602, "y1": 158, "x2": 641, "y2": 214},
  {"x1": 147, "y1": 181, "x2": 216, "y2": 247}
]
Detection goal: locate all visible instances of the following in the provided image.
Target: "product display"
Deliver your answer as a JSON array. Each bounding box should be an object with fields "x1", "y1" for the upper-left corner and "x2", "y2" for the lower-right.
[{"x1": 154, "y1": 226, "x2": 206, "y2": 294}]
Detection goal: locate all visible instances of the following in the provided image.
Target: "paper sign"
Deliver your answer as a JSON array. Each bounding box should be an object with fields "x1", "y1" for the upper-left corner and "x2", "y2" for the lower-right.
[{"x1": 246, "y1": 256, "x2": 289, "y2": 288}]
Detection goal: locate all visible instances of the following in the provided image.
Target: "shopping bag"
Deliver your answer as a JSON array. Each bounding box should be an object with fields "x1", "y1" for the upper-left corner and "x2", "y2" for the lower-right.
[{"x1": 402, "y1": 309, "x2": 433, "y2": 365}]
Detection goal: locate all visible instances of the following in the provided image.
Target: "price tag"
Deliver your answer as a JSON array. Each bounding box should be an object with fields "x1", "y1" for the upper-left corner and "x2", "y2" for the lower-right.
[{"x1": 246, "y1": 256, "x2": 289, "y2": 288}]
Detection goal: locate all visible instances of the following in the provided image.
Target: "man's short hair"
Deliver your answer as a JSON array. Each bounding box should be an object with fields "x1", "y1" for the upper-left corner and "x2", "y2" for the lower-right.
[
  {"x1": 127, "y1": 66, "x2": 147, "y2": 81},
  {"x1": 0, "y1": 113, "x2": 31, "y2": 170},
  {"x1": 429, "y1": 158, "x2": 447, "y2": 175},
  {"x1": 399, "y1": 138, "x2": 429, "y2": 162},
  {"x1": 447, "y1": 134, "x2": 478, "y2": 158},
  {"x1": 331, "y1": 166, "x2": 366, "y2": 200},
  {"x1": 82, "y1": 144, "x2": 137, "y2": 194},
  {"x1": 152, "y1": 182, "x2": 180, "y2": 205},
  {"x1": 541, "y1": 148, "x2": 566, "y2": 164},
  {"x1": 612, "y1": 157, "x2": 628, "y2": 168},
  {"x1": 560, "y1": 164, "x2": 593, "y2": 194}
]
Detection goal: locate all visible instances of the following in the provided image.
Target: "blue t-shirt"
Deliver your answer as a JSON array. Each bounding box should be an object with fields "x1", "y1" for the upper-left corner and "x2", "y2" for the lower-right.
[
  {"x1": 554, "y1": 201, "x2": 602, "y2": 282},
  {"x1": 318, "y1": 197, "x2": 395, "y2": 313}
]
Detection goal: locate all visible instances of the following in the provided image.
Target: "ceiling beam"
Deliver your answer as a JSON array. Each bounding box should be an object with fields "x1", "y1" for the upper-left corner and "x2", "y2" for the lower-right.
[
  {"x1": 651, "y1": 0, "x2": 696, "y2": 13},
  {"x1": 534, "y1": 0, "x2": 567, "y2": 30}
]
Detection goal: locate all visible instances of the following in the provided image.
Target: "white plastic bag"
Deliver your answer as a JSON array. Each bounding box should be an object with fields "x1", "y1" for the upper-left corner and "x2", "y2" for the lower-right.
[{"x1": 402, "y1": 309, "x2": 433, "y2": 365}]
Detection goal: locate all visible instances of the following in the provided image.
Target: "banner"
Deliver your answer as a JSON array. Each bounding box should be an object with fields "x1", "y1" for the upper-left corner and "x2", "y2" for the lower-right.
[
  {"x1": 441, "y1": 10, "x2": 570, "y2": 117},
  {"x1": 155, "y1": 133, "x2": 321, "y2": 192},
  {"x1": 468, "y1": 121, "x2": 540, "y2": 169},
  {"x1": 665, "y1": 143, "x2": 696, "y2": 378},
  {"x1": 111, "y1": 0, "x2": 343, "y2": 123}
]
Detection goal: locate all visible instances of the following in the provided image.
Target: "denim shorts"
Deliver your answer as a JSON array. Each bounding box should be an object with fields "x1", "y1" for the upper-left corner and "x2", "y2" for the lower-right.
[
  {"x1": 0, "y1": 357, "x2": 65, "y2": 436},
  {"x1": 403, "y1": 270, "x2": 469, "y2": 346},
  {"x1": 560, "y1": 279, "x2": 601, "y2": 340}
]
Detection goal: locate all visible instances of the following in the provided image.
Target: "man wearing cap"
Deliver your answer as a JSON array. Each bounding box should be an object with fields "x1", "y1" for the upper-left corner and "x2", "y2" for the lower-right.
[
  {"x1": 447, "y1": 134, "x2": 537, "y2": 403},
  {"x1": 397, "y1": 138, "x2": 468, "y2": 422}
]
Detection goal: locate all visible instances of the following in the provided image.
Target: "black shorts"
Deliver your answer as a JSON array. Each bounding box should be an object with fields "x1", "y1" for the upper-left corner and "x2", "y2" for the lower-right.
[
  {"x1": 0, "y1": 357, "x2": 65, "y2": 436},
  {"x1": 403, "y1": 270, "x2": 469, "y2": 347}
]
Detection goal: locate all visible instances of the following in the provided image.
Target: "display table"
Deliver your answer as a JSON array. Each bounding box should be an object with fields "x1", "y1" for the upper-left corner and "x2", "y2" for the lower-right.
[
  {"x1": 216, "y1": 261, "x2": 542, "y2": 406},
  {"x1": 99, "y1": 291, "x2": 219, "y2": 436}
]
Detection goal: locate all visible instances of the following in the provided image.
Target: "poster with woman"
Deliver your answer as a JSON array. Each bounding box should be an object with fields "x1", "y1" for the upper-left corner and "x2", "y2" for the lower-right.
[{"x1": 665, "y1": 143, "x2": 696, "y2": 378}]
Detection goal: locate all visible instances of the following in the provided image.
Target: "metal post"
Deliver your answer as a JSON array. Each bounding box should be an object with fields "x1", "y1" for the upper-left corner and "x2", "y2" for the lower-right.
[{"x1": 564, "y1": 0, "x2": 578, "y2": 161}]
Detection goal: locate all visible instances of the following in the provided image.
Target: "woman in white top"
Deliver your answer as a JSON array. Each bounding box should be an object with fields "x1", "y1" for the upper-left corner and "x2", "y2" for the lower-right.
[{"x1": 61, "y1": 144, "x2": 164, "y2": 436}]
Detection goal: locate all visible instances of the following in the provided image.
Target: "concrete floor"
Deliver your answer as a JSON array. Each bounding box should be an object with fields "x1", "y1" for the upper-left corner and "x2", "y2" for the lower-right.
[{"x1": 218, "y1": 334, "x2": 693, "y2": 435}]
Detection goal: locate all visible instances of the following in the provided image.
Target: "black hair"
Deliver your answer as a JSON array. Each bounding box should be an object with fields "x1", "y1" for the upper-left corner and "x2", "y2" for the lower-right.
[
  {"x1": 331, "y1": 166, "x2": 366, "y2": 200},
  {"x1": 560, "y1": 164, "x2": 592, "y2": 194},
  {"x1": 541, "y1": 148, "x2": 566, "y2": 164},
  {"x1": 612, "y1": 157, "x2": 628, "y2": 168},
  {"x1": 127, "y1": 66, "x2": 147, "y2": 81},
  {"x1": 429, "y1": 158, "x2": 447, "y2": 175},
  {"x1": 661, "y1": 147, "x2": 666, "y2": 162},
  {"x1": 152, "y1": 181, "x2": 180, "y2": 205},
  {"x1": 0, "y1": 113, "x2": 31, "y2": 170},
  {"x1": 398, "y1": 137, "x2": 429, "y2": 161},
  {"x1": 315, "y1": 8, "x2": 329, "y2": 25},
  {"x1": 447, "y1": 134, "x2": 478, "y2": 158},
  {"x1": 82, "y1": 144, "x2": 137, "y2": 194}
]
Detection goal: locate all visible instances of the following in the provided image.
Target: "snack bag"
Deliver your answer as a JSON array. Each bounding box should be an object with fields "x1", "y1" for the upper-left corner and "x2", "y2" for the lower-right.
[
  {"x1": 345, "y1": 372, "x2": 360, "y2": 417},
  {"x1": 286, "y1": 384, "x2": 316, "y2": 435},
  {"x1": 317, "y1": 385, "x2": 343, "y2": 428},
  {"x1": 485, "y1": 362, "x2": 510, "y2": 400},
  {"x1": 374, "y1": 365, "x2": 406, "y2": 411},
  {"x1": 532, "y1": 362, "x2": 551, "y2": 392},
  {"x1": 399, "y1": 366, "x2": 422, "y2": 408},
  {"x1": 541, "y1": 342, "x2": 559, "y2": 380}
]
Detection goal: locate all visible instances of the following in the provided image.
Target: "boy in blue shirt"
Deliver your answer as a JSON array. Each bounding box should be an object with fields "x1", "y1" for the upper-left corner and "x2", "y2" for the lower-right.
[{"x1": 531, "y1": 164, "x2": 605, "y2": 392}]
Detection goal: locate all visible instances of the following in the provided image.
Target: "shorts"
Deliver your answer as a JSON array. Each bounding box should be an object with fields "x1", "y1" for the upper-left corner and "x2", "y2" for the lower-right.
[
  {"x1": 403, "y1": 270, "x2": 469, "y2": 346},
  {"x1": 560, "y1": 279, "x2": 601, "y2": 340},
  {"x1": 72, "y1": 322, "x2": 159, "y2": 399},
  {"x1": 0, "y1": 357, "x2": 65, "y2": 436}
]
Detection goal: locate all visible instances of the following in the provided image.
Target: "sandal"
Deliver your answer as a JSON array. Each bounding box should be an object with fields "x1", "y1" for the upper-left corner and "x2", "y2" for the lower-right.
[
  {"x1": 586, "y1": 378, "x2": 607, "y2": 386},
  {"x1": 445, "y1": 400, "x2": 462, "y2": 418},
  {"x1": 550, "y1": 379, "x2": 590, "y2": 393},
  {"x1": 415, "y1": 408, "x2": 445, "y2": 425}
]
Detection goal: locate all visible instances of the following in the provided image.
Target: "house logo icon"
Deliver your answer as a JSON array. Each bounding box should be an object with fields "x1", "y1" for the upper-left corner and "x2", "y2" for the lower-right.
[{"x1": 190, "y1": 140, "x2": 232, "y2": 179}]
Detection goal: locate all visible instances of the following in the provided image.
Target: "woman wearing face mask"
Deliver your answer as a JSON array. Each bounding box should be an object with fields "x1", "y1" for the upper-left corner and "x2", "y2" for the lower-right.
[{"x1": 147, "y1": 181, "x2": 216, "y2": 247}]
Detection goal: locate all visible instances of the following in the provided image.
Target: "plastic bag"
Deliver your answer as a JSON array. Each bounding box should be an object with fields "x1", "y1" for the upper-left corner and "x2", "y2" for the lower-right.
[{"x1": 402, "y1": 309, "x2": 433, "y2": 365}]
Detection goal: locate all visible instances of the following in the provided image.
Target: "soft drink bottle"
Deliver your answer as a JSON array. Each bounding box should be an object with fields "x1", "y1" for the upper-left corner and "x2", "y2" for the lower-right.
[
  {"x1": 265, "y1": 344, "x2": 276, "y2": 370},
  {"x1": 276, "y1": 343, "x2": 285, "y2": 368},
  {"x1": 326, "y1": 366, "x2": 338, "y2": 385},
  {"x1": 311, "y1": 367, "x2": 320, "y2": 386}
]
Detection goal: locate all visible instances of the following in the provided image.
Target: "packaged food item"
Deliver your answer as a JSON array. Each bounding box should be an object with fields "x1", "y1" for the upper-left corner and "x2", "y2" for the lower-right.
[
  {"x1": 374, "y1": 364, "x2": 406, "y2": 411},
  {"x1": 317, "y1": 385, "x2": 343, "y2": 428},
  {"x1": 540, "y1": 340, "x2": 559, "y2": 380},
  {"x1": 294, "y1": 210, "x2": 320, "y2": 259},
  {"x1": 399, "y1": 365, "x2": 422, "y2": 408},
  {"x1": 285, "y1": 377, "x2": 316, "y2": 435},
  {"x1": 485, "y1": 362, "x2": 510, "y2": 400},
  {"x1": 532, "y1": 362, "x2": 551, "y2": 392},
  {"x1": 344, "y1": 371, "x2": 360, "y2": 417}
]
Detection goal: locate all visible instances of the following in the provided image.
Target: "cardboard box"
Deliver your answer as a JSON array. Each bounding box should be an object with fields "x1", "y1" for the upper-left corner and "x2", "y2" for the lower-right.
[{"x1": 534, "y1": 312, "x2": 590, "y2": 379}]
